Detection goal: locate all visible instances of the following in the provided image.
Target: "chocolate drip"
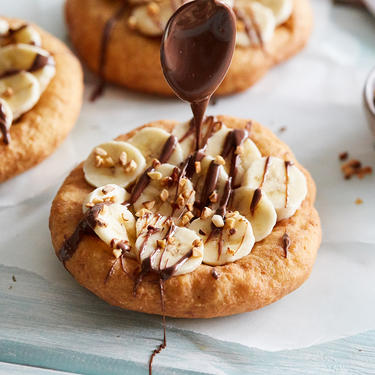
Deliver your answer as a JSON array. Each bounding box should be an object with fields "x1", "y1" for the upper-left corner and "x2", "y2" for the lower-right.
[
  {"x1": 58, "y1": 204, "x2": 103, "y2": 263},
  {"x1": 129, "y1": 135, "x2": 177, "y2": 204},
  {"x1": 221, "y1": 128, "x2": 248, "y2": 187},
  {"x1": 216, "y1": 177, "x2": 232, "y2": 218},
  {"x1": 250, "y1": 188, "x2": 262, "y2": 216},
  {"x1": 90, "y1": 3, "x2": 127, "y2": 101},
  {"x1": 282, "y1": 232, "x2": 290, "y2": 258},
  {"x1": 29, "y1": 53, "x2": 54, "y2": 72},
  {"x1": 284, "y1": 161, "x2": 293, "y2": 208},
  {"x1": 0, "y1": 102, "x2": 10, "y2": 145},
  {"x1": 259, "y1": 156, "x2": 271, "y2": 188},
  {"x1": 200, "y1": 160, "x2": 220, "y2": 209},
  {"x1": 211, "y1": 268, "x2": 220, "y2": 279}
]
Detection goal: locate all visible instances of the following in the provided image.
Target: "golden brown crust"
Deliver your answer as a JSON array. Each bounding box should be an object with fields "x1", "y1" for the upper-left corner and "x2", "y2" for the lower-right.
[
  {"x1": 49, "y1": 116, "x2": 321, "y2": 318},
  {"x1": 65, "y1": 0, "x2": 312, "y2": 96},
  {"x1": 0, "y1": 18, "x2": 84, "y2": 183}
]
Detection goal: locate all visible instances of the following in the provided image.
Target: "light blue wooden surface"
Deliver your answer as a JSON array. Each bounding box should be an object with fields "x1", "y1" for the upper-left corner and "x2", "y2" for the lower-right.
[{"x1": 1, "y1": 1, "x2": 375, "y2": 374}]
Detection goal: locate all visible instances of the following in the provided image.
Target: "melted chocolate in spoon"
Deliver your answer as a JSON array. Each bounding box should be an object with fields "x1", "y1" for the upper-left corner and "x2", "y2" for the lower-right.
[{"x1": 161, "y1": 0, "x2": 236, "y2": 149}]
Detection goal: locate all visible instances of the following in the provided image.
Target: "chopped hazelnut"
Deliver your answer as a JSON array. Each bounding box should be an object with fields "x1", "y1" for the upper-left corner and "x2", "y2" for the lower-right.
[
  {"x1": 227, "y1": 247, "x2": 235, "y2": 255},
  {"x1": 160, "y1": 176, "x2": 173, "y2": 187},
  {"x1": 157, "y1": 239, "x2": 166, "y2": 249},
  {"x1": 201, "y1": 207, "x2": 213, "y2": 219},
  {"x1": 136, "y1": 208, "x2": 150, "y2": 217},
  {"x1": 147, "y1": 171, "x2": 162, "y2": 180},
  {"x1": 212, "y1": 214, "x2": 224, "y2": 228},
  {"x1": 147, "y1": 2, "x2": 160, "y2": 16},
  {"x1": 214, "y1": 155, "x2": 225, "y2": 166},
  {"x1": 177, "y1": 194, "x2": 185, "y2": 208},
  {"x1": 181, "y1": 211, "x2": 194, "y2": 226},
  {"x1": 186, "y1": 203, "x2": 194, "y2": 211},
  {"x1": 119, "y1": 152, "x2": 127, "y2": 167},
  {"x1": 225, "y1": 217, "x2": 235, "y2": 229},
  {"x1": 167, "y1": 236, "x2": 175, "y2": 244},
  {"x1": 152, "y1": 158, "x2": 161, "y2": 168},
  {"x1": 195, "y1": 161, "x2": 201, "y2": 174},
  {"x1": 124, "y1": 160, "x2": 137, "y2": 173},
  {"x1": 85, "y1": 202, "x2": 95, "y2": 208},
  {"x1": 95, "y1": 147, "x2": 107, "y2": 157},
  {"x1": 160, "y1": 189, "x2": 169, "y2": 202},
  {"x1": 209, "y1": 190, "x2": 218, "y2": 203},
  {"x1": 193, "y1": 239, "x2": 202, "y2": 247},
  {"x1": 192, "y1": 247, "x2": 202, "y2": 258},
  {"x1": 143, "y1": 200, "x2": 155, "y2": 210},
  {"x1": 339, "y1": 152, "x2": 348, "y2": 161},
  {"x1": 102, "y1": 185, "x2": 115, "y2": 194},
  {"x1": 355, "y1": 198, "x2": 363, "y2": 205}
]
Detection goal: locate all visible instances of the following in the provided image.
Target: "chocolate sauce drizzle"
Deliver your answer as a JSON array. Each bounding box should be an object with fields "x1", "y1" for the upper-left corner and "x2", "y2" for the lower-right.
[
  {"x1": 250, "y1": 188, "x2": 262, "y2": 216},
  {"x1": 284, "y1": 161, "x2": 293, "y2": 208},
  {"x1": 0, "y1": 102, "x2": 10, "y2": 145},
  {"x1": 90, "y1": 2, "x2": 128, "y2": 101},
  {"x1": 259, "y1": 156, "x2": 271, "y2": 188}
]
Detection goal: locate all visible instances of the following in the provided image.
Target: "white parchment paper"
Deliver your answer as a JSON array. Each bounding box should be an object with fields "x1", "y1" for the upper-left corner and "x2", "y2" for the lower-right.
[{"x1": 1, "y1": 0, "x2": 375, "y2": 351}]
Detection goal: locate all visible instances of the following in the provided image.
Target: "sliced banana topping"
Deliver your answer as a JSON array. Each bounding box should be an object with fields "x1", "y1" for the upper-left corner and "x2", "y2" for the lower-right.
[
  {"x1": 133, "y1": 163, "x2": 195, "y2": 222},
  {"x1": 255, "y1": 0, "x2": 293, "y2": 26},
  {"x1": 0, "y1": 71, "x2": 40, "y2": 119},
  {"x1": 128, "y1": 127, "x2": 183, "y2": 165},
  {"x1": 244, "y1": 156, "x2": 307, "y2": 221},
  {"x1": 128, "y1": 1, "x2": 174, "y2": 37},
  {"x1": 0, "y1": 98, "x2": 13, "y2": 143},
  {"x1": 231, "y1": 186, "x2": 276, "y2": 241},
  {"x1": 189, "y1": 210, "x2": 255, "y2": 266},
  {"x1": 0, "y1": 24, "x2": 42, "y2": 47},
  {"x1": 205, "y1": 124, "x2": 231, "y2": 157},
  {"x1": 135, "y1": 212, "x2": 203, "y2": 276},
  {"x1": 82, "y1": 184, "x2": 129, "y2": 214},
  {"x1": 84, "y1": 141, "x2": 147, "y2": 188},
  {"x1": 90, "y1": 203, "x2": 136, "y2": 255},
  {"x1": 236, "y1": 2, "x2": 276, "y2": 48}
]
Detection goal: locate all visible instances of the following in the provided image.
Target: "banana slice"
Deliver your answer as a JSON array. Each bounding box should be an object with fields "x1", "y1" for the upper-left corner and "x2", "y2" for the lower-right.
[
  {"x1": 205, "y1": 124, "x2": 231, "y2": 157},
  {"x1": 236, "y1": 2, "x2": 276, "y2": 47},
  {"x1": 83, "y1": 141, "x2": 146, "y2": 188},
  {"x1": 133, "y1": 163, "x2": 195, "y2": 222},
  {"x1": 89, "y1": 203, "x2": 136, "y2": 254},
  {"x1": 189, "y1": 210, "x2": 255, "y2": 266},
  {"x1": 0, "y1": 98, "x2": 13, "y2": 143},
  {"x1": 256, "y1": 0, "x2": 293, "y2": 25},
  {"x1": 135, "y1": 213, "x2": 203, "y2": 276},
  {"x1": 193, "y1": 156, "x2": 229, "y2": 211},
  {"x1": 127, "y1": 127, "x2": 183, "y2": 165},
  {"x1": 128, "y1": 1, "x2": 174, "y2": 37},
  {"x1": 8, "y1": 24, "x2": 42, "y2": 46},
  {"x1": 231, "y1": 186, "x2": 276, "y2": 241},
  {"x1": 243, "y1": 156, "x2": 307, "y2": 221},
  {"x1": 0, "y1": 44, "x2": 55, "y2": 92},
  {"x1": 0, "y1": 71, "x2": 40, "y2": 119},
  {"x1": 82, "y1": 184, "x2": 129, "y2": 214}
]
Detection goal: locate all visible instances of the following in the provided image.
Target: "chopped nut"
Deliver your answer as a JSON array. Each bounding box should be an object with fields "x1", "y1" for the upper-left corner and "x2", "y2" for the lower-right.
[
  {"x1": 357, "y1": 166, "x2": 372, "y2": 179},
  {"x1": 136, "y1": 208, "x2": 150, "y2": 217},
  {"x1": 124, "y1": 160, "x2": 137, "y2": 173},
  {"x1": 201, "y1": 207, "x2": 213, "y2": 219},
  {"x1": 186, "y1": 203, "x2": 194, "y2": 211},
  {"x1": 157, "y1": 239, "x2": 166, "y2": 249},
  {"x1": 176, "y1": 194, "x2": 185, "y2": 209},
  {"x1": 339, "y1": 152, "x2": 348, "y2": 161},
  {"x1": 213, "y1": 121, "x2": 222, "y2": 132},
  {"x1": 160, "y1": 189, "x2": 169, "y2": 202},
  {"x1": 212, "y1": 214, "x2": 224, "y2": 228},
  {"x1": 95, "y1": 154, "x2": 115, "y2": 168},
  {"x1": 181, "y1": 211, "x2": 194, "y2": 226},
  {"x1": 119, "y1": 152, "x2": 128, "y2": 166},
  {"x1": 113, "y1": 249, "x2": 122, "y2": 259},
  {"x1": 209, "y1": 190, "x2": 218, "y2": 203},
  {"x1": 193, "y1": 239, "x2": 202, "y2": 247},
  {"x1": 128, "y1": 16, "x2": 137, "y2": 29},
  {"x1": 152, "y1": 159, "x2": 161, "y2": 168},
  {"x1": 225, "y1": 217, "x2": 235, "y2": 229},
  {"x1": 227, "y1": 247, "x2": 235, "y2": 255},
  {"x1": 143, "y1": 200, "x2": 155, "y2": 210},
  {"x1": 195, "y1": 161, "x2": 201, "y2": 174},
  {"x1": 214, "y1": 155, "x2": 225, "y2": 166},
  {"x1": 147, "y1": 2, "x2": 160, "y2": 16},
  {"x1": 355, "y1": 198, "x2": 363, "y2": 205},
  {"x1": 192, "y1": 247, "x2": 202, "y2": 258},
  {"x1": 1, "y1": 87, "x2": 13, "y2": 98},
  {"x1": 148, "y1": 171, "x2": 162, "y2": 180},
  {"x1": 235, "y1": 145, "x2": 243, "y2": 155},
  {"x1": 167, "y1": 236, "x2": 175, "y2": 244},
  {"x1": 85, "y1": 202, "x2": 95, "y2": 208},
  {"x1": 95, "y1": 147, "x2": 107, "y2": 157},
  {"x1": 160, "y1": 176, "x2": 173, "y2": 187}
]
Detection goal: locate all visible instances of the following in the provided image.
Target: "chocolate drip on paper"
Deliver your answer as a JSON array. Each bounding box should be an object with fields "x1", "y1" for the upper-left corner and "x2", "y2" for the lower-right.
[
  {"x1": 90, "y1": 2, "x2": 128, "y2": 101},
  {"x1": 0, "y1": 102, "x2": 10, "y2": 145}
]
